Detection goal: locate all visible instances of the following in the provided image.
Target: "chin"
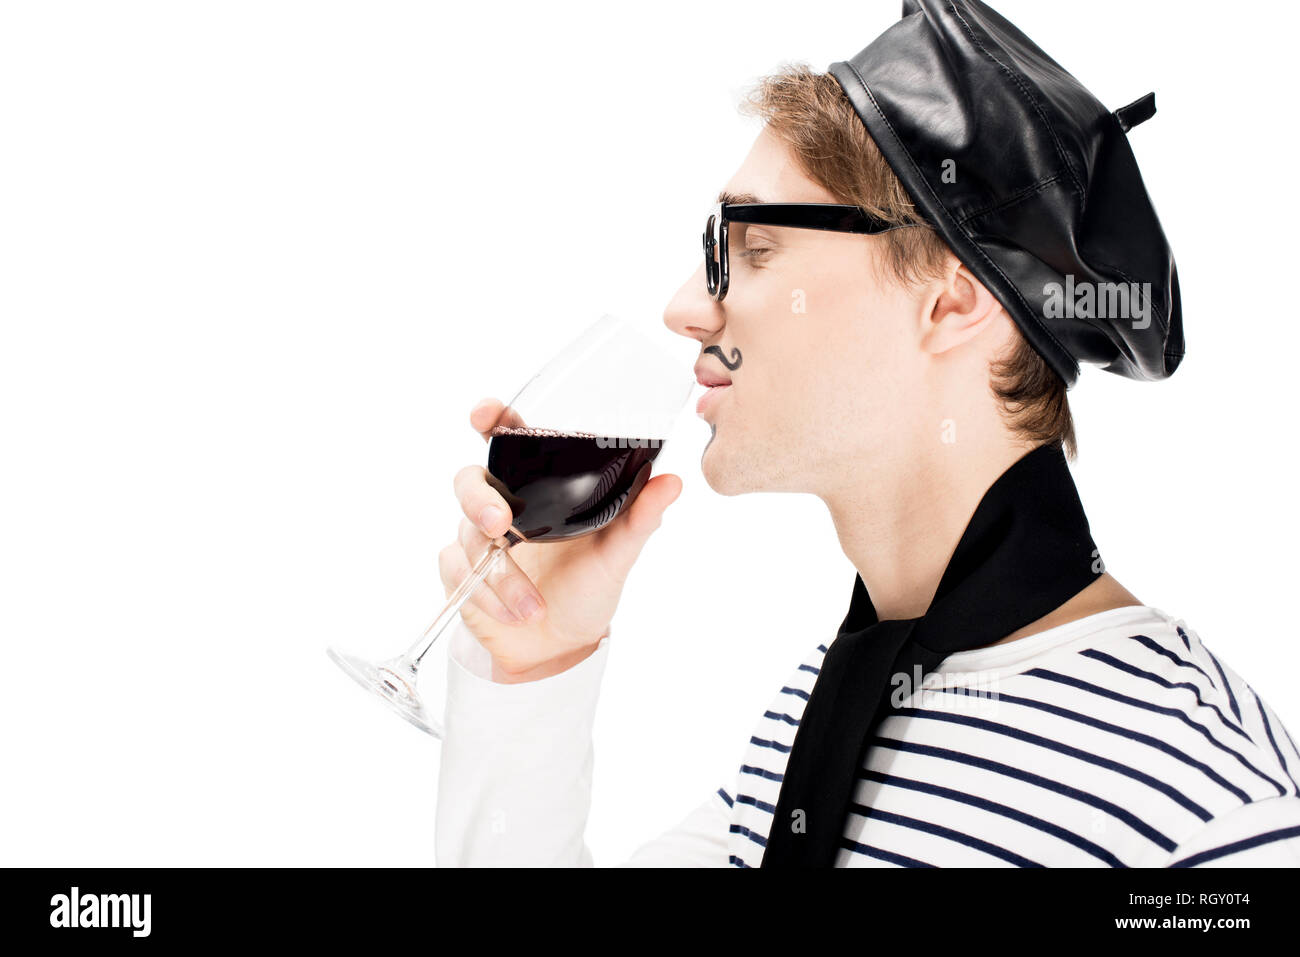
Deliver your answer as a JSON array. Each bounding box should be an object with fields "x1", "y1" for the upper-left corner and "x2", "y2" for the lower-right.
[
  {"x1": 700, "y1": 430, "x2": 775, "y2": 496},
  {"x1": 700, "y1": 431, "x2": 743, "y2": 496},
  {"x1": 702, "y1": 466, "x2": 746, "y2": 496}
]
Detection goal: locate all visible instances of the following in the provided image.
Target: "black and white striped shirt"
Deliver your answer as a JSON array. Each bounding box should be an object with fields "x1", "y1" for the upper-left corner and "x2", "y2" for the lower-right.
[{"x1": 435, "y1": 605, "x2": 1300, "y2": 867}]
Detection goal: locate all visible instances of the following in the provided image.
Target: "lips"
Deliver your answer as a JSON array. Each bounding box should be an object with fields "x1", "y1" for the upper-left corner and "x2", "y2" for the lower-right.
[
  {"x1": 693, "y1": 361, "x2": 732, "y2": 388},
  {"x1": 695, "y1": 377, "x2": 731, "y2": 418},
  {"x1": 694, "y1": 355, "x2": 734, "y2": 419}
]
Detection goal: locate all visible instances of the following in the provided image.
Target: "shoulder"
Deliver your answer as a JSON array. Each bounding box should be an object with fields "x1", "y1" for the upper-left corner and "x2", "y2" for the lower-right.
[
  {"x1": 909, "y1": 608, "x2": 1300, "y2": 864},
  {"x1": 1082, "y1": 614, "x2": 1296, "y2": 788},
  {"x1": 1010, "y1": 611, "x2": 1300, "y2": 845},
  {"x1": 1022, "y1": 612, "x2": 1296, "y2": 769}
]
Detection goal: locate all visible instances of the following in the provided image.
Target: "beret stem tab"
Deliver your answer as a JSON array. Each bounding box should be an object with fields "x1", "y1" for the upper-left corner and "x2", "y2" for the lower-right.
[{"x1": 1114, "y1": 92, "x2": 1157, "y2": 133}]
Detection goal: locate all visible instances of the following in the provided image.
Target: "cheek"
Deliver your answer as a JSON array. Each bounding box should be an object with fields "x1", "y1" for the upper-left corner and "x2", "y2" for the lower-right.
[
  {"x1": 732, "y1": 324, "x2": 852, "y2": 445},
  {"x1": 729, "y1": 257, "x2": 905, "y2": 429},
  {"x1": 780, "y1": 312, "x2": 905, "y2": 437}
]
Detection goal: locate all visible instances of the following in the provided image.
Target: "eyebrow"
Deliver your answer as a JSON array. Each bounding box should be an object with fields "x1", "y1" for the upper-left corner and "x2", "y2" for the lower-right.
[{"x1": 717, "y1": 189, "x2": 765, "y2": 206}]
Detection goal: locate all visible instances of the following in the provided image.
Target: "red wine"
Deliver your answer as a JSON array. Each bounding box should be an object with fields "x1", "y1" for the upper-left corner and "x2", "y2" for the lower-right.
[{"x1": 485, "y1": 426, "x2": 665, "y2": 542}]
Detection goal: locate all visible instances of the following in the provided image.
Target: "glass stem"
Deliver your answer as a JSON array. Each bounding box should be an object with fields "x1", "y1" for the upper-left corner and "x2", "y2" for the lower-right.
[{"x1": 402, "y1": 531, "x2": 520, "y2": 668}]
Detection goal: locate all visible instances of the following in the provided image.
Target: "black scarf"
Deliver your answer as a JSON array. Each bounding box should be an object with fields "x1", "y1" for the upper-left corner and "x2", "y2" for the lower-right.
[{"x1": 760, "y1": 441, "x2": 1101, "y2": 867}]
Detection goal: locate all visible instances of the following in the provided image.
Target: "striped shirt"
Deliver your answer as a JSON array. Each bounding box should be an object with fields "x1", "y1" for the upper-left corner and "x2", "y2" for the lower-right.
[{"x1": 434, "y1": 605, "x2": 1300, "y2": 867}]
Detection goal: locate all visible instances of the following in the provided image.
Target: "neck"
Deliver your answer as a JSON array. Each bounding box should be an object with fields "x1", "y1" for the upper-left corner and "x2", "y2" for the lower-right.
[
  {"x1": 822, "y1": 435, "x2": 1028, "y2": 621},
  {"x1": 820, "y1": 430, "x2": 1140, "y2": 634}
]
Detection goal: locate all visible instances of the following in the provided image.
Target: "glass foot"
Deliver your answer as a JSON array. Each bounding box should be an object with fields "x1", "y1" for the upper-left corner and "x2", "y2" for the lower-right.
[{"x1": 327, "y1": 647, "x2": 443, "y2": 739}]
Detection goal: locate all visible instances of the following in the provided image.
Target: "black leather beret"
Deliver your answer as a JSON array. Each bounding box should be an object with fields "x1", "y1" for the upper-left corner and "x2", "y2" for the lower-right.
[{"x1": 829, "y1": 0, "x2": 1183, "y2": 385}]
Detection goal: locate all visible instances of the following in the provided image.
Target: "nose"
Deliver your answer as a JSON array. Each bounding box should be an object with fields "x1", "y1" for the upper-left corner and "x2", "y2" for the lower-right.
[{"x1": 663, "y1": 261, "x2": 724, "y2": 343}]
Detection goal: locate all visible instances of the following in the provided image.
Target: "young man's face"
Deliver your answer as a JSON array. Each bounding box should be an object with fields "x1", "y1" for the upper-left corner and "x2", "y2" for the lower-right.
[{"x1": 663, "y1": 125, "x2": 933, "y2": 497}]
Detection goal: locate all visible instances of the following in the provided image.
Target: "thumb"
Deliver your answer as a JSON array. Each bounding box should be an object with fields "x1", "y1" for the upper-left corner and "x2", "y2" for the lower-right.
[{"x1": 599, "y1": 472, "x2": 683, "y2": 572}]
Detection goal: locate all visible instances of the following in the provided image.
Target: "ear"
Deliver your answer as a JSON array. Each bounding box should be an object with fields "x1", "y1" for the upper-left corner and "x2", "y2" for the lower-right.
[{"x1": 918, "y1": 257, "x2": 1004, "y2": 357}]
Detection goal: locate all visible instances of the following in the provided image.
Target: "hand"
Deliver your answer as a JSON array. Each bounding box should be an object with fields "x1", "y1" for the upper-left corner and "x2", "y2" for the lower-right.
[{"x1": 437, "y1": 397, "x2": 682, "y2": 683}]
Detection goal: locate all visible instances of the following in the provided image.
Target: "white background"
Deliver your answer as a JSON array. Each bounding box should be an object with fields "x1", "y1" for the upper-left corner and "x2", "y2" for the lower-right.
[{"x1": 2, "y1": 0, "x2": 1297, "y2": 866}]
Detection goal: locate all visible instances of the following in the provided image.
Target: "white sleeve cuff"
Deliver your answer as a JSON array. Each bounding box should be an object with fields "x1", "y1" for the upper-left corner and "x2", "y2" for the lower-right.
[{"x1": 435, "y1": 617, "x2": 611, "y2": 867}]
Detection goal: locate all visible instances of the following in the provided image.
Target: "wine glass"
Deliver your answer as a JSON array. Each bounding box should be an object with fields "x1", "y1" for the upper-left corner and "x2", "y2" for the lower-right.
[{"x1": 327, "y1": 314, "x2": 695, "y2": 737}]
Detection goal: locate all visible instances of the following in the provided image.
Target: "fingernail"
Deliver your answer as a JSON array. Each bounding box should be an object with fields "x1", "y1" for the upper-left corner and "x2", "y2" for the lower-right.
[
  {"x1": 479, "y1": 505, "x2": 504, "y2": 533},
  {"x1": 516, "y1": 595, "x2": 541, "y2": 621}
]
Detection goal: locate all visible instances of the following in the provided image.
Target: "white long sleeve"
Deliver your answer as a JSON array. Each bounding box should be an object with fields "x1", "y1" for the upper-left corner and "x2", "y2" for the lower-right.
[{"x1": 434, "y1": 618, "x2": 730, "y2": 867}]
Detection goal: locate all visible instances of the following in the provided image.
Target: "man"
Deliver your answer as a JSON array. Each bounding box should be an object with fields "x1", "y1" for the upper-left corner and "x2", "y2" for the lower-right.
[{"x1": 433, "y1": 0, "x2": 1300, "y2": 866}]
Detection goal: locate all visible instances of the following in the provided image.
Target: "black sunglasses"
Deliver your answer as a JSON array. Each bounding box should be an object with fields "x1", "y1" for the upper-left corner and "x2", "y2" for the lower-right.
[{"x1": 702, "y1": 201, "x2": 925, "y2": 301}]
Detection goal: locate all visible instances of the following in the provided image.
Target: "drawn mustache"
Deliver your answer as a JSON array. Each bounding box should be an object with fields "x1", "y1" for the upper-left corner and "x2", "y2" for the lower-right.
[{"x1": 703, "y1": 344, "x2": 742, "y2": 371}]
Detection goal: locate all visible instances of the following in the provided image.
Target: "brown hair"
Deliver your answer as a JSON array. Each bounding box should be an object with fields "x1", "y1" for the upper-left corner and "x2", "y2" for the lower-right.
[{"x1": 739, "y1": 62, "x2": 1076, "y2": 459}]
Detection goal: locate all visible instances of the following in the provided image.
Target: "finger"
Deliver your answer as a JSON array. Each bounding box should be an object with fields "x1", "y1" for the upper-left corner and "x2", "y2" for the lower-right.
[
  {"x1": 438, "y1": 542, "x2": 521, "y2": 625},
  {"x1": 453, "y1": 463, "x2": 514, "y2": 538},
  {"x1": 597, "y1": 472, "x2": 684, "y2": 575},
  {"x1": 470, "y1": 397, "x2": 527, "y2": 442},
  {"x1": 459, "y1": 519, "x2": 546, "y2": 623}
]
